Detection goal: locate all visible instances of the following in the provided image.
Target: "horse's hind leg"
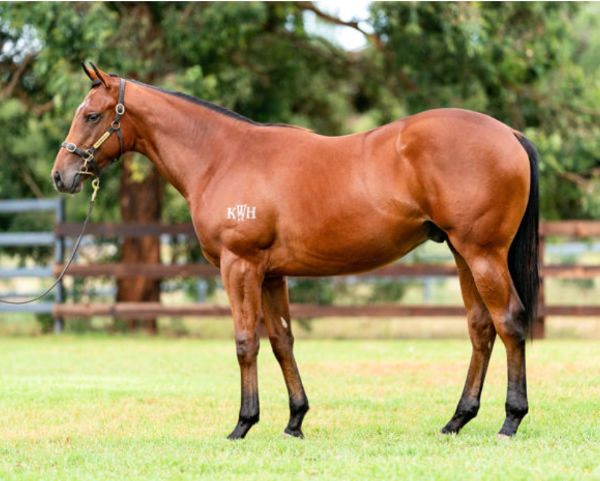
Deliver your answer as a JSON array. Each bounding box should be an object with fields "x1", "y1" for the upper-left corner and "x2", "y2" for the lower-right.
[
  {"x1": 453, "y1": 244, "x2": 529, "y2": 437},
  {"x1": 442, "y1": 247, "x2": 497, "y2": 434},
  {"x1": 261, "y1": 276, "x2": 309, "y2": 438}
]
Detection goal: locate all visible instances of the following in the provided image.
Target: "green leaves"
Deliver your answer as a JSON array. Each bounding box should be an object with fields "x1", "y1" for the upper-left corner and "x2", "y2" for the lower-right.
[{"x1": 1, "y1": 2, "x2": 600, "y2": 220}]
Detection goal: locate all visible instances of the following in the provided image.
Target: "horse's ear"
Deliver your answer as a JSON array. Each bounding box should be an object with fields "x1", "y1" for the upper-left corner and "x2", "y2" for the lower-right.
[
  {"x1": 81, "y1": 62, "x2": 94, "y2": 82},
  {"x1": 89, "y1": 62, "x2": 109, "y2": 89}
]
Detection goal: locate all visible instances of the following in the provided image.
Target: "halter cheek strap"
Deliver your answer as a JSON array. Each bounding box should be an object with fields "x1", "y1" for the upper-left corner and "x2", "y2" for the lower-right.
[{"x1": 61, "y1": 78, "x2": 126, "y2": 177}]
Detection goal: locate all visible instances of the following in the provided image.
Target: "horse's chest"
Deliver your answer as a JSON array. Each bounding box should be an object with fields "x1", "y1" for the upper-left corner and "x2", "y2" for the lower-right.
[{"x1": 191, "y1": 199, "x2": 276, "y2": 264}]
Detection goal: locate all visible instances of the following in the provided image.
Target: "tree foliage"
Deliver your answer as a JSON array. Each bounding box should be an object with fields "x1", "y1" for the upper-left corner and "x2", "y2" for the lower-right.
[
  {"x1": 1, "y1": 1, "x2": 600, "y2": 221},
  {"x1": 360, "y1": 2, "x2": 599, "y2": 218}
]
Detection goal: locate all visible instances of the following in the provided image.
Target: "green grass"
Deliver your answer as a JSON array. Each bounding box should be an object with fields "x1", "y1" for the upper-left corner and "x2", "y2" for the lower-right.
[{"x1": 0, "y1": 337, "x2": 599, "y2": 480}]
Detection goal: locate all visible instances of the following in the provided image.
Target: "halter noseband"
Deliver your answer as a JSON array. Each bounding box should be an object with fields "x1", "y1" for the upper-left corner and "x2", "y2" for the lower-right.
[{"x1": 61, "y1": 78, "x2": 126, "y2": 177}]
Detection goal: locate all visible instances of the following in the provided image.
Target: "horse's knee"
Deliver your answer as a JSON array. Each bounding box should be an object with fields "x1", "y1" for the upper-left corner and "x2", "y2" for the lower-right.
[{"x1": 235, "y1": 331, "x2": 259, "y2": 364}]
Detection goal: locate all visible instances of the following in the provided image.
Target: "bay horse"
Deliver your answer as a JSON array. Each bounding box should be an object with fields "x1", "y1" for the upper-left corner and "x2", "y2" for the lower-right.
[{"x1": 52, "y1": 64, "x2": 539, "y2": 439}]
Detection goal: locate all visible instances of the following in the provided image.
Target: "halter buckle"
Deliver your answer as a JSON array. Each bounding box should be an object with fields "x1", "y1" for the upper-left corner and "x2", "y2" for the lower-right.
[
  {"x1": 116, "y1": 103, "x2": 125, "y2": 116},
  {"x1": 82, "y1": 151, "x2": 94, "y2": 163},
  {"x1": 65, "y1": 143, "x2": 77, "y2": 153}
]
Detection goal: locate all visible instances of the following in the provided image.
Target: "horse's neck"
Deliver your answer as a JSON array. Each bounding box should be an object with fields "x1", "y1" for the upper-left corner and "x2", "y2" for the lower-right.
[{"x1": 127, "y1": 83, "x2": 247, "y2": 200}]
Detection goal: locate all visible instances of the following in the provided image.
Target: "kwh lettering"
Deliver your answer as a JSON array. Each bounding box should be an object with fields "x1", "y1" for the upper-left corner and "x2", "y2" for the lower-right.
[{"x1": 227, "y1": 204, "x2": 257, "y2": 222}]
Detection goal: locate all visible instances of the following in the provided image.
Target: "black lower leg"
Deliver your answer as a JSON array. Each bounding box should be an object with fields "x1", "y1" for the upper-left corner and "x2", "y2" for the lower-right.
[
  {"x1": 228, "y1": 334, "x2": 260, "y2": 440},
  {"x1": 498, "y1": 388, "x2": 528, "y2": 437},
  {"x1": 284, "y1": 395, "x2": 309, "y2": 438},
  {"x1": 441, "y1": 397, "x2": 480, "y2": 434},
  {"x1": 228, "y1": 395, "x2": 260, "y2": 440},
  {"x1": 228, "y1": 415, "x2": 259, "y2": 440},
  {"x1": 498, "y1": 323, "x2": 528, "y2": 437},
  {"x1": 441, "y1": 331, "x2": 493, "y2": 435}
]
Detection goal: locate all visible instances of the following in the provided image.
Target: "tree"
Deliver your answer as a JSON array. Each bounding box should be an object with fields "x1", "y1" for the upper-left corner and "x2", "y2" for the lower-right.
[
  {"x1": 303, "y1": 1, "x2": 600, "y2": 218},
  {"x1": 0, "y1": 1, "x2": 359, "y2": 330},
  {"x1": 2, "y1": 2, "x2": 600, "y2": 331},
  {"x1": 352, "y1": 2, "x2": 599, "y2": 218}
]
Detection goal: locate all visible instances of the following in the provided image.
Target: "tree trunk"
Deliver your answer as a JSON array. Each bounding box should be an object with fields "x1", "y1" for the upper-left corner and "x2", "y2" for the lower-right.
[{"x1": 116, "y1": 153, "x2": 164, "y2": 334}]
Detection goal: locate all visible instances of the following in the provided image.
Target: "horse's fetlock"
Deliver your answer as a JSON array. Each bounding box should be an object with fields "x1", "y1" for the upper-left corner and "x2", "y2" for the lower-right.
[
  {"x1": 457, "y1": 398, "x2": 480, "y2": 419},
  {"x1": 240, "y1": 412, "x2": 260, "y2": 426},
  {"x1": 290, "y1": 396, "x2": 309, "y2": 417},
  {"x1": 505, "y1": 400, "x2": 528, "y2": 419}
]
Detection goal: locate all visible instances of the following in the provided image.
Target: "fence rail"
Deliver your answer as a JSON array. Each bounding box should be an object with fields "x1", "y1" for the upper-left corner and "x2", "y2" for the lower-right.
[
  {"x1": 51, "y1": 219, "x2": 600, "y2": 339},
  {"x1": 4, "y1": 199, "x2": 600, "y2": 338},
  {"x1": 0, "y1": 198, "x2": 65, "y2": 332}
]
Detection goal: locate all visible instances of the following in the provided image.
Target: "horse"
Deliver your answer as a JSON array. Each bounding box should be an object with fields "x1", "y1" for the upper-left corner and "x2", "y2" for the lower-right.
[{"x1": 52, "y1": 63, "x2": 539, "y2": 439}]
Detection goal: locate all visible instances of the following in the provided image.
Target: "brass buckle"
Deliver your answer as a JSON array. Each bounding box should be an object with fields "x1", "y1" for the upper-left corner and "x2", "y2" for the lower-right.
[
  {"x1": 91, "y1": 177, "x2": 100, "y2": 202},
  {"x1": 77, "y1": 151, "x2": 95, "y2": 176}
]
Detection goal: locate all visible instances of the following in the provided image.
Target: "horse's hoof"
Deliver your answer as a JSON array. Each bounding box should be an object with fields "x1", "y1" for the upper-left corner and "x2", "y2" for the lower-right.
[
  {"x1": 284, "y1": 427, "x2": 304, "y2": 439},
  {"x1": 227, "y1": 424, "x2": 250, "y2": 440},
  {"x1": 440, "y1": 421, "x2": 460, "y2": 435}
]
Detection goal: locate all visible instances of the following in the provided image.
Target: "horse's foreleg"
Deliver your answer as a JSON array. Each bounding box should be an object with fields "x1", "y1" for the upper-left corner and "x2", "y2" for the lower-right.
[
  {"x1": 221, "y1": 253, "x2": 264, "y2": 440},
  {"x1": 261, "y1": 276, "x2": 309, "y2": 438},
  {"x1": 442, "y1": 248, "x2": 496, "y2": 434}
]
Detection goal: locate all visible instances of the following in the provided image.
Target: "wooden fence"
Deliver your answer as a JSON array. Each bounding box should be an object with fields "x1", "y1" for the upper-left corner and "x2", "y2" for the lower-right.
[
  {"x1": 0, "y1": 198, "x2": 66, "y2": 332},
  {"x1": 48, "y1": 219, "x2": 600, "y2": 338}
]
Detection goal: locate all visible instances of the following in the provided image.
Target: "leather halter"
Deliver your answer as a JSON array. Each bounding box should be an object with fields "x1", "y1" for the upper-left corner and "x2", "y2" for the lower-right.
[{"x1": 61, "y1": 78, "x2": 126, "y2": 177}]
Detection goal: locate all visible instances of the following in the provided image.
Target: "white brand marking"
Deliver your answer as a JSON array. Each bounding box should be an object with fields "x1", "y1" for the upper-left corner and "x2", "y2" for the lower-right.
[
  {"x1": 227, "y1": 204, "x2": 256, "y2": 222},
  {"x1": 280, "y1": 317, "x2": 288, "y2": 329}
]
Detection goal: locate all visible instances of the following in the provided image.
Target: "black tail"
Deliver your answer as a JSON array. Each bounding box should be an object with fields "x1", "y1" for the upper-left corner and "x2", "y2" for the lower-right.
[{"x1": 508, "y1": 134, "x2": 540, "y2": 339}]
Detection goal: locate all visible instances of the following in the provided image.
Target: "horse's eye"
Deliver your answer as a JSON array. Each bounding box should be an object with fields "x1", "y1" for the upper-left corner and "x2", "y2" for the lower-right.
[{"x1": 86, "y1": 113, "x2": 101, "y2": 123}]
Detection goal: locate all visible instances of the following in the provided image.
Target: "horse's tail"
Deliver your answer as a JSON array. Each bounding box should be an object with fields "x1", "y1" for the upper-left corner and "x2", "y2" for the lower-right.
[{"x1": 508, "y1": 133, "x2": 540, "y2": 339}]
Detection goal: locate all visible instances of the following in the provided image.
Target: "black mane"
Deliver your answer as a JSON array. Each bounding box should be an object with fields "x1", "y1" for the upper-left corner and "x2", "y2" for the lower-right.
[
  {"x1": 89, "y1": 76, "x2": 296, "y2": 128},
  {"x1": 128, "y1": 79, "x2": 275, "y2": 127}
]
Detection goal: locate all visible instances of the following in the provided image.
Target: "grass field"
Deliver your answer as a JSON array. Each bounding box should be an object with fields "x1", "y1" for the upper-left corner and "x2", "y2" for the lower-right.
[{"x1": 0, "y1": 336, "x2": 599, "y2": 480}]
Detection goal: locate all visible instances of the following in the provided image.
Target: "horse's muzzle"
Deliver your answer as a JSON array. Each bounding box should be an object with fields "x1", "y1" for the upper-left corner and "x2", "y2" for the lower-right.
[{"x1": 52, "y1": 170, "x2": 82, "y2": 194}]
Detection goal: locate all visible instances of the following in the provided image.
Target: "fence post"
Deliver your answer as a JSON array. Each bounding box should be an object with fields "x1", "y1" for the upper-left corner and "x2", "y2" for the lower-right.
[
  {"x1": 53, "y1": 197, "x2": 65, "y2": 333},
  {"x1": 533, "y1": 235, "x2": 545, "y2": 339}
]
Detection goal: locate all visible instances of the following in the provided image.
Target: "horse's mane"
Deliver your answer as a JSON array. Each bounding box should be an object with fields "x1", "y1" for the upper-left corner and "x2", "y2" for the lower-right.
[{"x1": 126, "y1": 79, "x2": 301, "y2": 130}]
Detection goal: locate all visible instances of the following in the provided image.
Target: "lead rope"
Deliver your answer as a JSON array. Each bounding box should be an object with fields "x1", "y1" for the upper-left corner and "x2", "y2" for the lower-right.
[{"x1": 0, "y1": 177, "x2": 100, "y2": 305}]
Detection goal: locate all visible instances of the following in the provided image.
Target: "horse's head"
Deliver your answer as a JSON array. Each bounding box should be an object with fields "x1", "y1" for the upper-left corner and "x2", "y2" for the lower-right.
[{"x1": 51, "y1": 63, "x2": 127, "y2": 193}]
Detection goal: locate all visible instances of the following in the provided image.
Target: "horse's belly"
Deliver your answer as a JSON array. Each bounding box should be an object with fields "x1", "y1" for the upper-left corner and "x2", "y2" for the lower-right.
[{"x1": 267, "y1": 218, "x2": 429, "y2": 277}]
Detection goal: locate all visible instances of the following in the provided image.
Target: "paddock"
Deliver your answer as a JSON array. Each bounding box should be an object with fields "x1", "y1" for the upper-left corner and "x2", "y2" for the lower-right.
[
  {"x1": 0, "y1": 336, "x2": 598, "y2": 480},
  {"x1": 1, "y1": 202, "x2": 600, "y2": 479}
]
